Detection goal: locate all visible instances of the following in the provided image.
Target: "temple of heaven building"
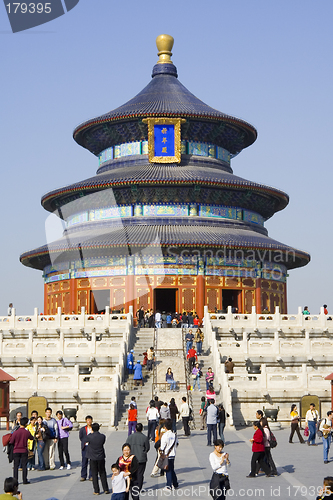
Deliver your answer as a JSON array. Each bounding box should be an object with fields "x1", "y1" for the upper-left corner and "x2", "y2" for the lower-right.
[{"x1": 20, "y1": 35, "x2": 310, "y2": 317}]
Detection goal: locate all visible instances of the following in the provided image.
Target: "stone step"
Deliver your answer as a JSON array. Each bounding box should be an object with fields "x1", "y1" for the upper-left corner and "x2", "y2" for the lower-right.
[{"x1": 117, "y1": 327, "x2": 155, "y2": 425}]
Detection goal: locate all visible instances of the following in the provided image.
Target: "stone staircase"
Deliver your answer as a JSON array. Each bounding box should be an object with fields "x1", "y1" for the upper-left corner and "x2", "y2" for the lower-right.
[
  {"x1": 117, "y1": 328, "x2": 155, "y2": 430},
  {"x1": 188, "y1": 342, "x2": 218, "y2": 428}
]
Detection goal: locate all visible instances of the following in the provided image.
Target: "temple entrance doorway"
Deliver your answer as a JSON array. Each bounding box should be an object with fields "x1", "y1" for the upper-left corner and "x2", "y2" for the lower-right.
[
  {"x1": 222, "y1": 289, "x2": 242, "y2": 312},
  {"x1": 154, "y1": 288, "x2": 177, "y2": 313},
  {"x1": 90, "y1": 290, "x2": 110, "y2": 313}
]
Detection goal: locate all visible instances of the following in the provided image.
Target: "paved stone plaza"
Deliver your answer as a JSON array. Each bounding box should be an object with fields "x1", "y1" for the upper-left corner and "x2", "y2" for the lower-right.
[{"x1": 0, "y1": 425, "x2": 331, "y2": 500}]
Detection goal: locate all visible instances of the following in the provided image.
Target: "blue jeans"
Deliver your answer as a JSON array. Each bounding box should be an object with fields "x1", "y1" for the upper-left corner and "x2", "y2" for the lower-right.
[
  {"x1": 148, "y1": 420, "x2": 157, "y2": 441},
  {"x1": 218, "y1": 422, "x2": 225, "y2": 442},
  {"x1": 193, "y1": 376, "x2": 201, "y2": 391},
  {"x1": 308, "y1": 421, "x2": 317, "y2": 445},
  {"x1": 111, "y1": 493, "x2": 125, "y2": 500},
  {"x1": 323, "y1": 435, "x2": 331, "y2": 461},
  {"x1": 207, "y1": 424, "x2": 217, "y2": 445},
  {"x1": 206, "y1": 380, "x2": 213, "y2": 390},
  {"x1": 27, "y1": 451, "x2": 35, "y2": 469},
  {"x1": 81, "y1": 446, "x2": 92, "y2": 479},
  {"x1": 37, "y1": 441, "x2": 45, "y2": 470},
  {"x1": 168, "y1": 380, "x2": 177, "y2": 390},
  {"x1": 166, "y1": 457, "x2": 178, "y2": 489},
  {"x1": 186, "y1": 341, "x2": 192, "y2": 353},
  {"x1": 196, "y1": 341, "x2": 202, "y2": 355}
]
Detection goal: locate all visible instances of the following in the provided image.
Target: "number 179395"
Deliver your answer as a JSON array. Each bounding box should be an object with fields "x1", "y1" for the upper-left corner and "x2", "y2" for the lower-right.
[{"x1": 6, "y1": 3, "x2": 51, "y2": 14}]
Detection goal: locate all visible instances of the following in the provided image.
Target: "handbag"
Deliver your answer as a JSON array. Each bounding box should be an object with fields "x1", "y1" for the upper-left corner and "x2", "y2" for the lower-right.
[
  {"x1": 2, "y1": 433, "x2": 11, "y2": 447},
  {"x1": 304, "y1": 426, "x2": 309, "y2": 437},
  {"x1": 157, "y1": 451, "x2": 169, "y2": 470},
  {"x1": 269, "y1": 430, "x2": 277, "y2": 448},
  {"x1": 192, "y1": 373, "x2": 196, "y2": 379},
  {"x1": 157, "y1": 436, "x2": 176, "y2": 470}
]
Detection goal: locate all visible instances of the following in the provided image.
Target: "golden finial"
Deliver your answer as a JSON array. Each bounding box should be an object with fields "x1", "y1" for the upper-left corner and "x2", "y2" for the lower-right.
[{"x1": 156, "y1": 34, "x2": 174, "y2": 64}]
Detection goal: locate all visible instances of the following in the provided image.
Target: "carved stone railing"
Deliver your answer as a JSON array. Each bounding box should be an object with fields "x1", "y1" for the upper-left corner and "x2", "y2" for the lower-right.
[
  {"x1": 0, "y1": 307, "x2": 129, "y2": 332},
  {"x1": 204, "y1": 306, "x2": 234, "y2": 427},
  {"x1": 210, "y1": 306, "x2": 333, "y2": 330}
]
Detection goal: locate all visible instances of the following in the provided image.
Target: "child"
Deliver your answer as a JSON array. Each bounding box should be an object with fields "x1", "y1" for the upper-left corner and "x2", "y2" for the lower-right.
[
  {"x1": 111, "y1": 463, "x2": 130, "y2": 500},
  {"x1": 127, "y1": 404, "x2": 137, "y2": 436},
  {"x1": 316, "y1": 476, "x2": 333, "y2": 499}
]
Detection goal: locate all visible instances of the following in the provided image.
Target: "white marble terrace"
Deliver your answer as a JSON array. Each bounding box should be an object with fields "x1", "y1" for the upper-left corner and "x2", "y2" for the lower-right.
[
  {"x1": 0, "y1": 307, "x2": 134, "y2": 428},
  {"x1": 204, "y1": 306, "x2": 333, "y2": 426}
]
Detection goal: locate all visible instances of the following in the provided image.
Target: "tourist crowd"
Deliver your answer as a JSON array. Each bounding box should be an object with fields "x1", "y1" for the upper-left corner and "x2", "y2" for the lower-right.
[
  {"x1": 5, "y1": 399, "x2": 333, "y2": 500},
  {"x1": 136, "y1": 308, "x2": 203, "y2": 330}
]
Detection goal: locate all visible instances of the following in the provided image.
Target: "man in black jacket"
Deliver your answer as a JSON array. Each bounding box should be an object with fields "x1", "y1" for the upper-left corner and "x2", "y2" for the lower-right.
[
  {"x1": 127, "y1": 423, "x2": 150, "y2": 492},
  {"x1": 85, "y1": 423, "x2": 109, "y2": 495},
  {"x1": 79, "y1": 415, "x2": 93, "y2": 481}
]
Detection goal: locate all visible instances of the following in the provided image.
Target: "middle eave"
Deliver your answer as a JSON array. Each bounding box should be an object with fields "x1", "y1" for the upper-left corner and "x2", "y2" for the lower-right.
[{"x1": 41, "y1": 159, "x2": 289, "y2": 219}]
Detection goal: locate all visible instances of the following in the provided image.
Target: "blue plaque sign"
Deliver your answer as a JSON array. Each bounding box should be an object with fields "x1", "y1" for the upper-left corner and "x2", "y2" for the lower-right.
[
  {"x1": 154, "y1": 124, "x2": 175, "y2": 157},
  {"x1": 143, "y1": 117, "x2": 185, "y2": 163}
]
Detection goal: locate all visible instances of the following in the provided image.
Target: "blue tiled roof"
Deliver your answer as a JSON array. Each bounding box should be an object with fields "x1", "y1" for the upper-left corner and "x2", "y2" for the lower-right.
[
  {"x1": 20, "y1": 223, "x2": 310, "y2": 271},
  {"x1": 41, "y1": 157, "x2": 288, "y2": 218},
  {"x1": 73, "y1": 64, "x2": 257, "y2": 155}
]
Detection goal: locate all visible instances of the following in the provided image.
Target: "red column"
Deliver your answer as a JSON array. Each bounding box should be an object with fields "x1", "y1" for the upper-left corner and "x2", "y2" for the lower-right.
[
  {"x1": 124, "y1": 256, "x2": 135, "y2": 314},
  {"x1": 283, "y1": 282, "x2": 288, "y2": 314},
  {"x1": 196, "y1": 257, "x2": 205, "y2": 319},
  {"x1": 70, "y1": 278, "x2": 76, "y2": 314},
  {"x1": 44, "y1": 283, "x2": 48, "y2": 315},
  {"x1": 237, "y1": 290, "x2": 243, "y2": 313},
  {"x1": 255, "y1": 278, "x2": 262, "y2": 314},
  {"x1": 125, "y1": 275, "x2": 135, "y2": 314},
  {"x1": 196, "y1": 275, "x2": 205, "y2": 319}
]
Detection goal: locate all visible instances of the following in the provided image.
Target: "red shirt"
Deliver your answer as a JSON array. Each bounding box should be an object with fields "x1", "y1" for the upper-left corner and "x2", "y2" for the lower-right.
[
  {"x1": 193, "y1": 317, "x2": 200, "y2": 326},
  {"x1": 187, "y1": 348, "x2": 197, "y2": 359},
  {"x1": 118, "y1": 454, "x2": 134, "y2": 473},
  {"x1": 252, "y1": 429, "x2": 265, "y2": 452},
  {"x1": 128, "y1": 409, "x2": 137, "y2": 422},
  {"x1": 10, "y1": 427, "x2": 34, "y2": 453}
]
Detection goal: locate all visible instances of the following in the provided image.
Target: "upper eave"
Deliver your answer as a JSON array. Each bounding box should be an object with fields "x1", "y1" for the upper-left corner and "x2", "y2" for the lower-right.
[{"x1": 73, "y1": 72, "x2": 257, "y2": 156}]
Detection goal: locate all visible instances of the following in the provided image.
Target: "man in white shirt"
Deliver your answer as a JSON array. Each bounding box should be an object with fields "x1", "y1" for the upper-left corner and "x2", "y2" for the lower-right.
[
  {"x1": 319, "y1": 411, "x2": 333, "y2": 463},
  {"x1": 179, "y1": 397, "x2": 190, "y2": 437},
  {"x1": 160, "y1": 421, "x2": 178, "y2": 491},
  {"x1": 146, "y1": 403, "x2": 159, "y2": 442},
  {"x1": 155, "y1": 311, "x2": 161, "y2": 329},
  {"x1": 305, "y1": 403, "x2": 319, "y2": 446}
]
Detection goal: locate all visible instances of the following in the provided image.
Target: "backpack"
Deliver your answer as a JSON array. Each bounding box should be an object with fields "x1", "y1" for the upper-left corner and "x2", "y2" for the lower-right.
[
  {"x1": 317, "y1": 418, "x2": 331, "y2": 438},
  {"x1": 317, "y1": 419, "x2": 325, "y2": 438},
  {"x1": 269, "y1": 430, "x2": 277, "y2": 448}
]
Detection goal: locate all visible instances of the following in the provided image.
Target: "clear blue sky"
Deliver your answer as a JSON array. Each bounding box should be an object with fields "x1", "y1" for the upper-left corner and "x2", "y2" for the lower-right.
[{"x1": 1, "y1": 0, "x2": 332, "y2": 314}]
